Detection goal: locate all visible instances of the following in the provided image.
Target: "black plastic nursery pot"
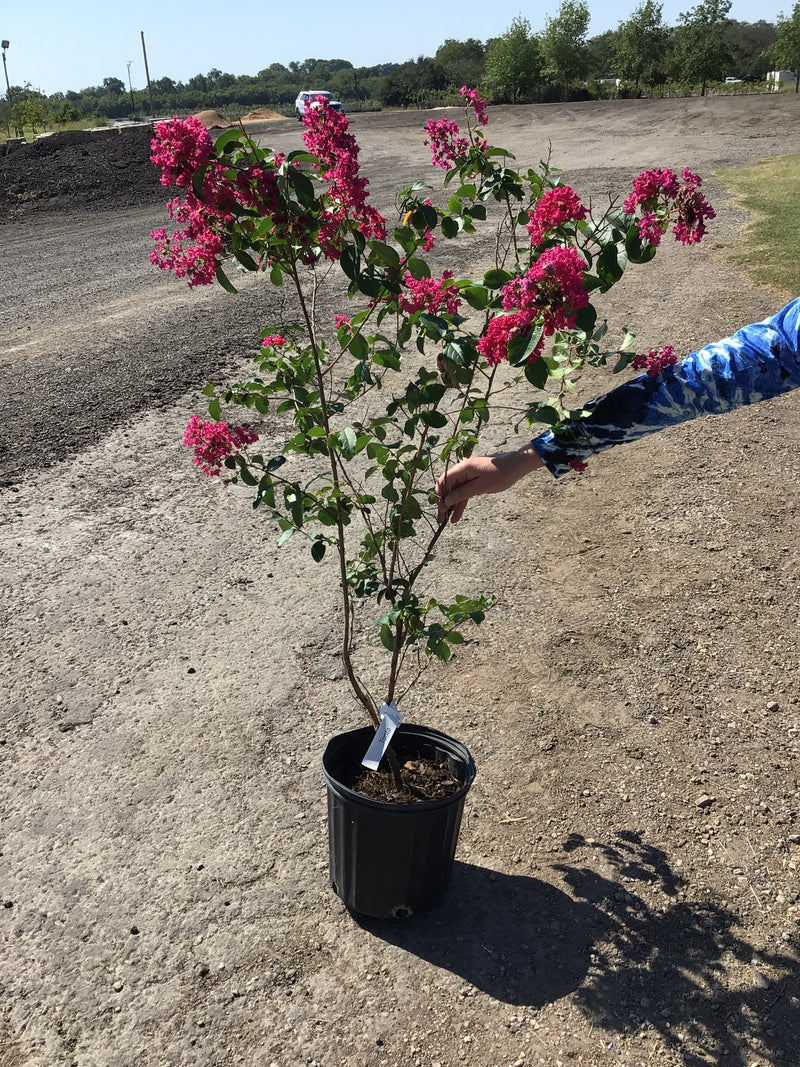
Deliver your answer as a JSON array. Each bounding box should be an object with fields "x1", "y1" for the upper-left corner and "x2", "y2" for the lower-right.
[{"x1": 322, "y1": 723, "x2": 476, "y2": 919}]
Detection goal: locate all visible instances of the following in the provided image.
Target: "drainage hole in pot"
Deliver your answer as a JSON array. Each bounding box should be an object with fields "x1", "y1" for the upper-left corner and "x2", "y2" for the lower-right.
[{"x1": 391, "y1": 905, "x2": 413, "y2": 919}]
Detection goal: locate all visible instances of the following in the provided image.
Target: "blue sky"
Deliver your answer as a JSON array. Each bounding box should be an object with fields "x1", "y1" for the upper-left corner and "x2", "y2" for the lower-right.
[{"x1": 1, "y1": 0, "x2": 786, "y2": 96}]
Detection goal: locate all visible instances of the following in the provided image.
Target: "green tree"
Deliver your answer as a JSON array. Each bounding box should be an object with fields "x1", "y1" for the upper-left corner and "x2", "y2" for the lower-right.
[
  {"x1": 725, "y1": 21, "x2": 777, "y2": 80},
  {"x1": 586, "y1": 29, "x2": 621, "y2": 78},
  {"x1": 484, "y1": 16, "x2": 541, "y2": 103},
  {"x1": 102, "y1": 76, "x2": 125, "y2": 95},
  {"x1": 766, "y1": 3, "x2": 800, "y2": 90},
  {"x1": 676, "y1": 0, "x2": 733, "y2": 95},
  {"x1": 539, "y1": 0, "x2": 591, "y2": 100},
  {"x1": 434, "y1": 38, "x2": 486, "y2": 89},
  {"x1": 616, "y1": 0, "x2": 670, "y2": 89}
]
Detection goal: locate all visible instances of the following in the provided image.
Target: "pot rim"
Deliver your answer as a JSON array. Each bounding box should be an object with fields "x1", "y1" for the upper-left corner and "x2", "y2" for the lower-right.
[{"x1": 322, "y1": 723, "x2": 476, "y2": 813}]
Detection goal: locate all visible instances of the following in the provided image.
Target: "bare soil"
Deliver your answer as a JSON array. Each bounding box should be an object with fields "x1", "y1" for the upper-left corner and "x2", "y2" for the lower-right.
[{"x1": 2, "y1": 96, "x2": 800, "y2": 1067}]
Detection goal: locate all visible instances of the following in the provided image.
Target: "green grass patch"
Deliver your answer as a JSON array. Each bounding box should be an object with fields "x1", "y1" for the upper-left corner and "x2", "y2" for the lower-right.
[{"x1": 716, "y1": 153, "x2": 800, "y2": 298}]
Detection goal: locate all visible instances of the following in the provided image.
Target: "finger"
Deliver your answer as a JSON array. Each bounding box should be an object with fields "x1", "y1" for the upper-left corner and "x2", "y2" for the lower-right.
[{"x1": 448, "y1": 500, "x2": 468, "y2": 523}]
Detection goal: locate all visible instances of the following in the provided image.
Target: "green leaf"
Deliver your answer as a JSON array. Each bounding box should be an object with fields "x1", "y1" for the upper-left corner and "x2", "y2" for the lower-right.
[
  {"x1": 394, "y1": 226, "x2": 416, "y2": 254},
  {"x1": 507, "y1": 323, "x2": 544, "y2": 367},
  {"x1": 533, "y1": 404, "x2": 560, "y2": 425},
  {"x1": 461, "y1": 285, "x2": 490, "y2": 310},
  {"x1": 340, "y1": 244, "x2": 360, "y2": 281},
  {"x1": 441, "y1": 215, "x2": 460, "y2": 239},
  {"x1": 311, "y1": 539, "x2": 326, "y2": 562},
  {"x1": 207, "y1": 397, "x2": 221, "y2": 421},
  {"x1": 419, "y1": 410, "x2": 448, "y2": 428},
  {"x1": 374, "y1": 347, "x2": 401, "y2": 371},
  {"x1": 267, "y1": 455, "x2": 287, "y2": 473},
  {"x1": 406, "y1": 257, "x2": 431, "y2": 280},
  {"x1": 483, "y1": 268, "x2": 512, "y2": 289},
  {"x1": 625, "y1": 225, "x2": 658, "y2": 265},
  {"x1": 368, "y1": 241, "x2": 400, "y2": 269},
  {"x1": 336, "y1": 427, "x2": 358, "y2": 460},
  {"x1": 355, "y1": 272, "x2": 382, "y2": 298},
  {"x1": 574, "y1": 304, "x2": 597, "y2": 334},
  {"x1": 277, "y1": 528, "x2": 293, "y2": 548},
  {"x1": 269, "y1": 264, "x2": 283, "y2": 286},
  {"x1": 598, "y1": 243, "x2": 624, "y2": 285},
  {"x1": 349, "y1": 332, "x2": 368, "y2": 361},
  {"x1": 379, "y1": 623, "x2": 396, "y2": 652},
  {"x1": 524, "y1": 357, "x2": 550, "y2": 389},
  {"x1": 287, "y1": 166, "x2": 315, "y2": 207},
  {"x1": 234, "y1": 248, "x2": 259, "y2": 272},
  {"x1": 215, "y1": 264, "x2": 238, "y2": 293},
  {"x1": 466, "y1": 203, "x2": 486, "y2": 220},
  {"x1": 214, "y1": 128, "x2": 245, "y2": 153}
]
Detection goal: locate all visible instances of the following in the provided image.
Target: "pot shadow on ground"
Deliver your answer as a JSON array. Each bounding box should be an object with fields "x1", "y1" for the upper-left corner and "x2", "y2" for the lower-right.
[{"x1": 358, "y1": 831, "x2": 800, "y2": 1066}]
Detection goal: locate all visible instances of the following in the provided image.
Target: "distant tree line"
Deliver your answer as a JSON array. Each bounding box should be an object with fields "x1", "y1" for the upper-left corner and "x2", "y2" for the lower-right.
[{"x1": 3, "y1": 1, "x2": 800, "y2": 135}]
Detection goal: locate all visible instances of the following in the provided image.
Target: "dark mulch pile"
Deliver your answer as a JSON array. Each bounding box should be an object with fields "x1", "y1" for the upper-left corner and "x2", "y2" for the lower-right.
[{"x1": 0, "y1": 126, "x2": 165, "y2": 220}]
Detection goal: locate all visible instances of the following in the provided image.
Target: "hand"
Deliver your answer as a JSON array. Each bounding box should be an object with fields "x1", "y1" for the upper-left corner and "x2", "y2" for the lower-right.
[{"x1": 435, "y1": 445, "x2": 544, "y2": 524}]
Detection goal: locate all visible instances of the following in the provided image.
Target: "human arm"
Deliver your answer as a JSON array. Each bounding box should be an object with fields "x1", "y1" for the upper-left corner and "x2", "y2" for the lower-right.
[
  {"x1": 436, "y1": 298, "x2": 800, "y2": 520},
  {"x1": 435, "y1": 445, "x2": 544, "y2": 524}
]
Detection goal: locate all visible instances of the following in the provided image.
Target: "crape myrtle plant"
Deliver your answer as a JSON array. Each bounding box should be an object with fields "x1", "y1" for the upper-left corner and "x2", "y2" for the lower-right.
[{"x1": 150, "y1": 92, "x2": 714, "y2": 787}]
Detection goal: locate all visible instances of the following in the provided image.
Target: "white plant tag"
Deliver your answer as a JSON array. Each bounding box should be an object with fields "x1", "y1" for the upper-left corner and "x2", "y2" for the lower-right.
[{"x1": 361, "y1": 702, "x2": 404, "y2": 770}]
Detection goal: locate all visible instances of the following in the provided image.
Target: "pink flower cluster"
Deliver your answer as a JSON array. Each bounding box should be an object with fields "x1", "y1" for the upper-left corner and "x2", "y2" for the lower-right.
[
  {"x1": 459, "y1": 86, "x2": 488, "y2": 126},
  {"x1": 302, "y1": 98, "x2": 386, "y2": 250},
  {"x1": 631, "y1": 344, "x2": 679, "y2": 377},
  {"x1": 398, "y1": 271, "x2": 461, "y2": 316},
  {"x1": 262, "y1": 334, "x2": 286, "y2": 348},
  {"x1": 502, "y1": 246, "x2": 589, "y2": 332},
  {"x1": 334, "y1": 314, "x2": 352, "y2": 329},
  {"x1": 150, "y1": 116, "x2": 214, "y2": 188},
  {"x1": 477, "y1": 312, "x2": 543, "y2": 367},
  {"x1": 425, "y1": 118, "x2": 469, "y2": 170},
  {"x1": 182, "y1": 414, "x2": 259, "y2": 477},
  {"x1": 478, "y1": 246, "x2": 589, "y2": 366},
  {"x1": 526, "y1": 185, "x2": 588, "y2": 246},
  {"x1": 624, "y1": 167, "x2": 716, "y2": 247},
  {"x1": 672, "y1": 170, "x2": 716, "y2": 245},
  {"x1": 150, "y1": 194, "x2": 224, "y2": 287}
]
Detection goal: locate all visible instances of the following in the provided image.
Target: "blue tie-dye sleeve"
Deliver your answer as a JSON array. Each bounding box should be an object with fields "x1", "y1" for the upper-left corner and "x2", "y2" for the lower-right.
[{"x1": 531, "y1": 298, "x2": 800, "y2": 478}]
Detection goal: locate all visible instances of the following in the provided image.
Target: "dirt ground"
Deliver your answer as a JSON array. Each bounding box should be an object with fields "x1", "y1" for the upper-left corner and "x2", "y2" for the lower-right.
[{"x1": 1, "y1": 96, "x2": 800, "y2": 1067}]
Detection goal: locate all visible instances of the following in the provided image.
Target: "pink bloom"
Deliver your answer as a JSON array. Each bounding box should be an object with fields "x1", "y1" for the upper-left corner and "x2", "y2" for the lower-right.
[
  {"x1": 526, "y1": 185, "x2": 588, "y2": 245},
  {"x1": 149, "y1": 193, "x2": 224, "y2": 287},
  {"x1": 636, "y1": 212, "x2": 666, "y2": 246},
  {"x1": 623, "y1": 168, "x2": 680, "y2": 212},
  {"x1": 182, "y1": 415, "x2": 259, "y2": 477},
  {"x1": 334, "y1": 314, "x2": 351, "y2": 329},
  {"x1": 672, "y1": 172, "x2": 716, "y2": 245},
  {"x1": 425, "y1": 118, "x2": 469, "y2": 170},
  {"x1": 632, "y1": 344, "x2": 679, "y2": 377},
  {"x1": 501, "y1": 245, "x2": 589, "y2": 334},
  {"x1": 302, "y1": 99, "x2": 387, "y2": 247},
  {"x1": 477, "y1": 310, "x2": 542, "y2": 366},
  {"x1": 625, "y1": 167, "x2": 715, "y2": 248},
  {"x1": 262, "y1": 334, "x2": 286, "y2": 347},
  {"x1": 568, "y1": 458, "x2": 588, "y2": 473},
  {"x1": 398, "y1": 271, "x2": 462, "y2": 316},
  {"x1": 459, "y1": 86, "x2": 488, "y2": 126},
  {"x1": 150, "y1": 116, "x2": 214, "y2": 188}
]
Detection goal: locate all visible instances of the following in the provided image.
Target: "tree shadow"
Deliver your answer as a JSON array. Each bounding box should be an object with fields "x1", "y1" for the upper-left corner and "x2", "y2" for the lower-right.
[
  {"x1": 356, "y1": 860, "x2": 594, "y2": 1007},
  {"x1": 358, "y1": 831, "x2": 800, "y2": 1065}
]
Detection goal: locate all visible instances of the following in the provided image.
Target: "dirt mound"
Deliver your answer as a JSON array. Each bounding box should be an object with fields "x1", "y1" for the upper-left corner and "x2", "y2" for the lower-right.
[
  {"x1": 191, "y1": 109, "x2": 232, "y2": 129},
  {"x1": 240, "y1": 107, "x2": 284, "y2": 123},
  {"x1": 0, "y1": 126, "x2": 164, "y2": 222}
]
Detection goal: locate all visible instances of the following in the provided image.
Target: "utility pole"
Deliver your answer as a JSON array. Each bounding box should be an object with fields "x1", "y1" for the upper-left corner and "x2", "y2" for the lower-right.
[
  {"x1": 1, "y1": 40, "x2": 13, "y2": 107},
  {"x1": 126, "y1": 61, "x2": 136, "y2": 119},
  {"x1": 140, "y1": 32, "x2": 155, "y2": 118}
]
